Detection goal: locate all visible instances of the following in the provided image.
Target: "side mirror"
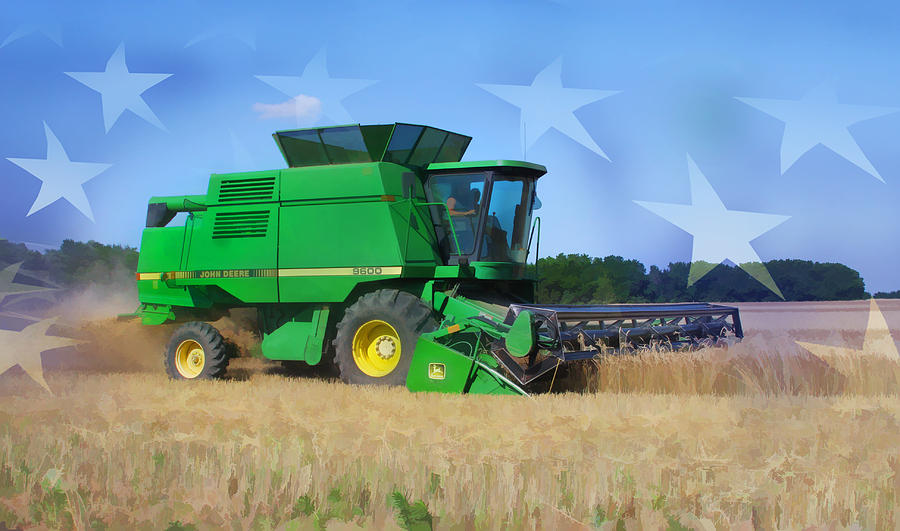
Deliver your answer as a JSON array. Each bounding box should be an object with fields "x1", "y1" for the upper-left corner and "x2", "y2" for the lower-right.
[
  {"x1": 531, "y1": 190, "x2": 542, "y2": 211},
  {"x1": 402, "y1": 172, "x2": 415, "y2": 199}
]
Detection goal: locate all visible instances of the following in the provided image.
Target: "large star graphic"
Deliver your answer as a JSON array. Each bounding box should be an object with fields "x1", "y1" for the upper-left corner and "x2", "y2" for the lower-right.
[
  {"x1": 0, "y1": 22, "x2": 62, "y2": 49},
  {"x1": 797, "y1": 299, "x2": 898, "y2": 376},
  {"x1": 477, "y1": 57, "x2": 619, "y2": 160},
  {"x1": 0, "y1": 263, "x2": 56, "y2": 306},
  {"x1": 6, "y1": 123, "x2": 112, "y2": 222},
  {"x1": 634, "y1": 155, "x2": 790, "y2": 297},
  {"x1": 65, "y1": 43, "x2": 173, "y2": 133},
  {"x1": 256, "y1": 48, "x2": 376, "y2": 125},
  {"x1": 736, "y1": 84, "x2": 899, "y2": 182},
  {"x1": 0, "y1": 318, "x2": 80, "y2": 393}
]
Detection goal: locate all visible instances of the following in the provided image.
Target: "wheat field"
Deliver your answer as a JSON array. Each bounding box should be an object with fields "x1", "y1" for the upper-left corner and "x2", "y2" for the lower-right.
[{"x1": 1, "y1": 300, "x2": 900, "y2": 529}]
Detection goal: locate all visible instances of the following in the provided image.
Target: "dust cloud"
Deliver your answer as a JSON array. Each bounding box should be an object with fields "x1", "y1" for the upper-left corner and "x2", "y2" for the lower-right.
[{"x1": 39, "y1": 286, "x2": 261, "y2": 373}]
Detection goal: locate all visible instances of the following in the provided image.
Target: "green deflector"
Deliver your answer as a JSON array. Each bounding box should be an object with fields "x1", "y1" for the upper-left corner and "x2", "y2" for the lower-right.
[
  {"x1": 506, "y1": 310, "x2": 536, "y2": 358},
  {"x1": 406, "y1": 330, "x2": 527, "y2": 396}
]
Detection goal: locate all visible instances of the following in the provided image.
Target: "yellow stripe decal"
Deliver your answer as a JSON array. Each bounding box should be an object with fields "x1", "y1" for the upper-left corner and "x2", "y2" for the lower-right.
[
  {"x1": 139, "y1": 267, "x2": 403, "y2": 280},
  {"x1": 278, "y1": 266, "x2": 403, "y2": 277}
]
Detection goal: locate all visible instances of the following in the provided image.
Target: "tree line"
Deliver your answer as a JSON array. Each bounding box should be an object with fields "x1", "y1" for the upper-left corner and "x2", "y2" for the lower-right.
[
  {"x1": 534, "y1": 253, "x2": 879, "y2": 303},
  {"x1": 0, "y1": 239, "x2": 893, "y2": 302},
  {"x1": 0, "y1": 238, "x2": 138, "y2": 288}
]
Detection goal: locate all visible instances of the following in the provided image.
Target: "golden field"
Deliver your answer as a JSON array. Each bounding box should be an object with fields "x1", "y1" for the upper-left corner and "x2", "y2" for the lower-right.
[{"x1": 1, "y1": 300, "x2": 900, "y2": 530}]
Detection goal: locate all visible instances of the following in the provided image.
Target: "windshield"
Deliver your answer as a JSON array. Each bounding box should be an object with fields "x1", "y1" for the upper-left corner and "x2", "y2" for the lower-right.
[
  {"x1": 425, "y1": 172, "x2": 536, "y2": 263},
  {"x1": 480, "y1": 177, "x2": 535, "y2": 263},
  {"x1": 425, "y1": 173, "x2": 486, "y2": 256}
]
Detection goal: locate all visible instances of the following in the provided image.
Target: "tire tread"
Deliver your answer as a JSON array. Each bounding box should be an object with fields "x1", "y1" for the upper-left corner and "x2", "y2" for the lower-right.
[
  {"x1": 164, "y1": 321, "x2": 230, "y2": 380},
  {"x1": 333, "y1": 289, "x2": 436, "y2": 386}
]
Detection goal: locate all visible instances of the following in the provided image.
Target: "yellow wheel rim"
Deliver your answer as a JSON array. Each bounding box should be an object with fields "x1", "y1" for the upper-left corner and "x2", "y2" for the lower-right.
[
  {"x1": 174, "y1": 339, "x2": 205, "y2": 378},
  {"x1": 352, "y1": 320, "x2": 401, "y2": 377}
]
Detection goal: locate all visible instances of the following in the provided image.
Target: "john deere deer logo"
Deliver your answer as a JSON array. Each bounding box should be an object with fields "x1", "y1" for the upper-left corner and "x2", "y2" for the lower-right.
[{"x1": 428, "y1": 363, "x2": 445, "y2": 380}]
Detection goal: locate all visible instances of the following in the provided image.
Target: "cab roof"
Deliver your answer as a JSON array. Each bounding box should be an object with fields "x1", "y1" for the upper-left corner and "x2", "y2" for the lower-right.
[{"x1": 426, "y1": 160, "x2": 547, "y2": 177}]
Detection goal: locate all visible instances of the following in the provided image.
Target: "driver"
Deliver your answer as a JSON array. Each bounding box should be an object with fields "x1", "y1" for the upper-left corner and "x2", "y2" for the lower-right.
[{"x1": 447, "y1": 185, "x2": 479, "y2": 216}]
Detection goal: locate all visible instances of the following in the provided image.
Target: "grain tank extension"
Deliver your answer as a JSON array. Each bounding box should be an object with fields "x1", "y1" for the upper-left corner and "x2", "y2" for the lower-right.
[{"x1": 126, "y1": 123, "x2": 742, "y2": 395}]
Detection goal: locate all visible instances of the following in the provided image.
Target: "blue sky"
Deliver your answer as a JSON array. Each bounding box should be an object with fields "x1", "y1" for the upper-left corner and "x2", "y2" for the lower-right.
[{"x1": 2, "y1": 1, "x2": 900, "y2": 292}]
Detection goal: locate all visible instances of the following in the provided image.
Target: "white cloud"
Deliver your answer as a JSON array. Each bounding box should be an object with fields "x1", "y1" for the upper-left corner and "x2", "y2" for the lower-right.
[{"x1": 252, "y1": 94, "x2": 322, "y2": 122}]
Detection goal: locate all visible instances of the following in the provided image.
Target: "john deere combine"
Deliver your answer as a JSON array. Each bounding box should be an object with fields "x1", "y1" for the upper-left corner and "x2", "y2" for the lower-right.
[{"x1": 130, "y1": 123, "x2": 742, "y2": 395}]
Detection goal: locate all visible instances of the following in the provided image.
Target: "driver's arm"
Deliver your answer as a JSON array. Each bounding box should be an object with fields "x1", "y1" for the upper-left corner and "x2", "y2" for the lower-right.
[{"x1": 447, "y1": 197, "x2": 475, "y2": 216}]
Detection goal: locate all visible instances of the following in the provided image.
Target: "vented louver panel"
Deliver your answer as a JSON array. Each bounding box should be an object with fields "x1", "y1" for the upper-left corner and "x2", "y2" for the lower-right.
[
  {"x1": 212, "y1": 211, "x2": 269, "y2": 239},
  {"x1": 217, "y1": 176, "x2": 276, "y2": 203}
]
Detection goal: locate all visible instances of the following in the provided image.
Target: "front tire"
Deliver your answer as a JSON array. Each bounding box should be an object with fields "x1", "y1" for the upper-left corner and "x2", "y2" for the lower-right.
[
  {"x1": 164, "y1": 322, "x2": 230, "y2": 380},
  {"x1": 333, "y1": 289, "x2": 436, "y2": 386}
]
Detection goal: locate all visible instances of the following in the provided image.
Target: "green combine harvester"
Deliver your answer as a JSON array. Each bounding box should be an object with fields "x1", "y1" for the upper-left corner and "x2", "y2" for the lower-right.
[{"x1": 129, "y1": 123, "x2": 742, "y2": 395}]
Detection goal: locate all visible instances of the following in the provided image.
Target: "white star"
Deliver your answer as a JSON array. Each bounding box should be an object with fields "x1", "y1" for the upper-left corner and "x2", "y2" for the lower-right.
[
  {"x1": 797, "y1": 299, "x2": 898, "y2": 365},
  {"x1": 0, "y1": 263, "x2": 56, "y2": 306},
  {"x1": 0, "y1": 22, "x2": 62, "y2": 49},
  {"x1": 634, "y1": 155, "x2": 790, "y2": 297},
  {"x1": 256, "y1": 48, "x2": 376, "y2": 125},
  {"x1": 736, "y1": 84, "x2": 899, "y2": 182},
  {"x1": 477, "y1": 57, "x2": 619, "y2": 160},
  {"x1": 65, "y1": 43, "x2": 173, "y2": 133},
  {"x1": 6, "y1": 123, "x2": 112, "y2": 222},
  {"x1": 0, "y1": 318, "x2": 81, "y2": 393}
]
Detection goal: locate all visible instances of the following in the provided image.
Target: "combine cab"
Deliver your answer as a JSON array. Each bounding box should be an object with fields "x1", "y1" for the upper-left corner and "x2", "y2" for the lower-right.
[{"x1": 129, "y1": 123, "x2": 742, "y2": 395}]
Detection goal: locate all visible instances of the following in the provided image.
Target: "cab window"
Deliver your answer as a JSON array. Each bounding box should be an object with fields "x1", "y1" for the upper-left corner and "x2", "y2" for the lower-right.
[
  {"x1": 425, "y1": 173, "x2": 485, "y2": 256},
  {"x1": 480, "y1": 177, "x2": 534, "y2": 263}
]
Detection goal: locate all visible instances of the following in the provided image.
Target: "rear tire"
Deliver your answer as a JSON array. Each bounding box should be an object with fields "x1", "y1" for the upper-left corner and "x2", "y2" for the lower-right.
[
  {"x1": 164, "y1": 322, "x2": 230, "y2": 380},
  {"x1": 333, "y1": 289, "x2": 436, "y2": 386}
]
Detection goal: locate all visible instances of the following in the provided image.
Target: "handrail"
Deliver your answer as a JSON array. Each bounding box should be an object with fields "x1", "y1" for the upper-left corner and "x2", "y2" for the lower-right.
[
  {"x1": 526, "y1": 216, "x2": 541, "y2": 301},
  {"x1": 415, "y1": 201, "x2": 464, "y2": 257}
]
